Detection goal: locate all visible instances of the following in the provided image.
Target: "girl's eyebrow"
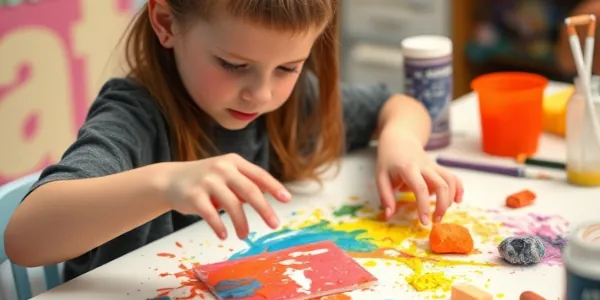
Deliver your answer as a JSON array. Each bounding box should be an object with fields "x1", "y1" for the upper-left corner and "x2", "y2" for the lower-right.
[{"x1": 218, "y1": 48, "x2": 307, "y2": 65}]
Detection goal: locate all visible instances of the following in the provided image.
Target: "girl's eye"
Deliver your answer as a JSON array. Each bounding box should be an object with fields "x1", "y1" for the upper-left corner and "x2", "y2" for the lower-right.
[
  {"x1": 278, "y1": 66, "x2": 299, "y2": 73},
  {"x1": 217, "y1": 57, "x2": 247, "y2": 72}
]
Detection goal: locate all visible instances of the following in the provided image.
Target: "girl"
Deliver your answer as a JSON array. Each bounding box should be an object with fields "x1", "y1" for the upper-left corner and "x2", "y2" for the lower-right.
[{"x1": 4, "y1": 0, "x2": 463, "y2": 281}]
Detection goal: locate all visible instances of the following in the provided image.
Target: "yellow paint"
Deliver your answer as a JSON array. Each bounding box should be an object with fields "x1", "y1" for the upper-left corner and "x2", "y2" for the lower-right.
[
  {"x1": 363, "y1": 260, "x2": 377, "y2": 267},
  {"x1": 496, "y1": 293, "x2": 505, "y2": 298},
  {"x1": 405, "y1": 272, "x2": 453, "y2": 292},
  {"x1": 567, "y1": 170, "x2": 600, "y2": 187},
  {"x1": 397, "y1": 192, "x2": 416, "y2": 202}
]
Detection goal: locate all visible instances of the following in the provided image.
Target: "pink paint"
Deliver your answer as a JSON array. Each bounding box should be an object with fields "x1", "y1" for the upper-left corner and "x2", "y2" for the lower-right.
[
  {"x1": 498, "y1": 212, "x2": 569, "y2": 266},
  {"x1": 22, "y1": 111, "x2": 40, "y2": 141},
  {"x1": 0, "y1": 0, "x2": 134, "y2": 185}
]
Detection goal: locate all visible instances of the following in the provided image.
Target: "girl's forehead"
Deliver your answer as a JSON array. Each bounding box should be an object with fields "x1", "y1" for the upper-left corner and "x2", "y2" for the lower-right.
[{"x1": 189, "y1": 15, "x2": 321, "y2": 62}]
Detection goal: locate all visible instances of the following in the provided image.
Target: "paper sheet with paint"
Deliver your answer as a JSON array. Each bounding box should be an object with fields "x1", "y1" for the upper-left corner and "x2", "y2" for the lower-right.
[{"x1": 194, "y1": 240, "x2": 377, "y2": 300}]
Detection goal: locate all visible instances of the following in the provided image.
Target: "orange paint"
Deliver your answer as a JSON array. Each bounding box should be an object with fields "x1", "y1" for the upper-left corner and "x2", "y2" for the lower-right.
[
  {"x1": 319, "y1": 294, "x2": 352, "y2": 300},
  {"x1": 156, "y1": 262, "x2": 208, "y2": 299},
  {"x1": 158, "y1": 272, "x2": 170, "y2": 277},
  {"x1": 156, "y1": 252, "x2": 176, "y2": 258},
  {"x1": 176, "y1": 241, "x2": 183, "y2": 248},
  {"x1": 429, "y1": 223, "x2": 474, "y2": 254},
  {"x1": 506, "y1": 189, "x2": 536, "y2": 208}
]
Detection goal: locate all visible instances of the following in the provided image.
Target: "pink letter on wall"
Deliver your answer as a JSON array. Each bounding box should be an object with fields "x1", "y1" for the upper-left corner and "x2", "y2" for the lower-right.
[{"x1": 0, "y1": 0, "x2": 135, "y2": 185}]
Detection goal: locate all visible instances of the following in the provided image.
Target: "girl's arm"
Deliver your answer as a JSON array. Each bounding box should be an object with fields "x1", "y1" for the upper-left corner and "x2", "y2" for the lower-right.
[
  {"x1": 4, "y1": 79, "x2": 170, "y2": 267},
  {"x1": 5, "y1": 163, "x2": 172, "y2": 267},
  {"x1": 374, "y1": 94, "x2": 431, "y2": 145}
]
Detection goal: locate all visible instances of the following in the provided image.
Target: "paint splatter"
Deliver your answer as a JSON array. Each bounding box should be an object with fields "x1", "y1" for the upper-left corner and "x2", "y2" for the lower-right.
[
  {"x1": 333, "y1": 204, "x2": 363, "y2": 217},
  {"x1": 154, "y1": 199, "x2": 569, "y2": 299}
]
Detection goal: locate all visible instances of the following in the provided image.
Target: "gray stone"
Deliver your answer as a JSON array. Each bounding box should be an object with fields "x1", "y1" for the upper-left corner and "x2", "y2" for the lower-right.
[{"x1": 498, "y1": 235, "x2": 546, "y2": 265}]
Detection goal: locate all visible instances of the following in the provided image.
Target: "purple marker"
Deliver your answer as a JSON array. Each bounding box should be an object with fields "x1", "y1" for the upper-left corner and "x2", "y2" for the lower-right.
[{"x1": 436, "y1": 156, "x2": 556, "y2": 180}]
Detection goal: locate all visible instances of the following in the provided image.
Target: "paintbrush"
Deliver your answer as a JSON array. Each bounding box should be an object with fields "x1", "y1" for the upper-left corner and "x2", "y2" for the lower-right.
[{"x1": 436, "y1": 156, "x2": 559, "y2": 180}]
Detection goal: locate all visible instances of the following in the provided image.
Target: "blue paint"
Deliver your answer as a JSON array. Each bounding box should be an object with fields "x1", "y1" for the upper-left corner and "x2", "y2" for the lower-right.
[
  {"x1": 230, "y1": 221, "x2": 378, "y2": 259},
  {"x1": 214, "y1": 278, "x2": 262, "y2": 299}
]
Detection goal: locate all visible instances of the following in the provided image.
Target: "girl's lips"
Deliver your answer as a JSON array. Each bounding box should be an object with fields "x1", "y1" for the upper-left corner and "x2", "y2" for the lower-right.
[{"x1": 228, "y1": 109, "x2": 258, "y2": 121}]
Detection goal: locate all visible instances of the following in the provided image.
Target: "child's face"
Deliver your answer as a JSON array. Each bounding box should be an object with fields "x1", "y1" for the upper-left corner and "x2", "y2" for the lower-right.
[{"x1": 170, "y1": 13, "x2": 322, "y2": 130}]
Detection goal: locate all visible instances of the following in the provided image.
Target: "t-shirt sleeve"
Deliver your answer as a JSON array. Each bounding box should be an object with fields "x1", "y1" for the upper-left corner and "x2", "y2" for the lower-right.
[
  {"x1": 340, "y1": 81, "x2": 391, "y2": 151},
  {"x1": 302, "y1": 73, "x2": 392, "y2": 152},
  {"x1": 28, "y1": 79, "x2": 164, "y2": 194}
]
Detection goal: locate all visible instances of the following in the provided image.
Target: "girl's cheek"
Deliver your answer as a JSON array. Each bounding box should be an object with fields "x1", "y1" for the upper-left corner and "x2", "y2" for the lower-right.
[{"x1": 275, "y1": 76, "x2": 300, "y2": 102}]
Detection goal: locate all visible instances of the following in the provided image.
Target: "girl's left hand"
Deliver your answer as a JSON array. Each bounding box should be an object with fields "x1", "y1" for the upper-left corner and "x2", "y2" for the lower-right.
[{"x1": 376, "y1": 130, "x2": 463, "y2": 226}]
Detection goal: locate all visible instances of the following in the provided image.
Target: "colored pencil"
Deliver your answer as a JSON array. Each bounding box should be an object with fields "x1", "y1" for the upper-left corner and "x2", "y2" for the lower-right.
[
  {"x1": 516, "y1": 155, "x2": 566, "y2": 170},
  {"x1": 436, "y1": 156, "x2": 558, "y2": 180}
]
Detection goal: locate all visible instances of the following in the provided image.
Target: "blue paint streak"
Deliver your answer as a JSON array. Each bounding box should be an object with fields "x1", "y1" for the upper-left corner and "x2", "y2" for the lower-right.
[
  {"x1": 214, "y1": 278, "x2": 262, "y2": 299},
  {"x1": 230, "y1": 220, "x2": 378, "y2": 259}
]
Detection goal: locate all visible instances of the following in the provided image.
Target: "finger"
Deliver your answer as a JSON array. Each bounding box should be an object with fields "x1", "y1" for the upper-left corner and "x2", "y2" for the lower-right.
[
  {"x1": 455, "y1": 176, "x2": 464, "y2": 203},
  {"x1": 228, "y1": 174, "x2": 280, "y2": 229},
  {"x1": 209, "y1": 183, "x2": 250, "y2": 239},
  {"x1": 402, "y1": 165, "x2": 431, "y2": 225},
  {"x1": 194, "y1": 192, "x2": 228, "y2": 240},
  {"x1": 234, "y1": 157, "x2": 291, "y2": 203},
  {"x1": 435, "y1": 166, "x2": 457, "y2": 206},
  {"x1": 422, "y1": 168, "x2": 451, "y2": 223},
  {"x1": 376, "y1": 171, "x2": 396, "y2": 219}
]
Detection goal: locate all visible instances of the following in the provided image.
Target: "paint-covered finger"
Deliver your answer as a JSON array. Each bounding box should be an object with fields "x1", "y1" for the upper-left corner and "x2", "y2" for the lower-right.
[
  {"x1": 376, "y1": 171, "x2": 396, "y2": 219},
  {"x1": 228, "y1": 173, "x2": 280, "y2": 229},
  {"x1": 194, "y1": 192, "x2": 227, "y2": 240},
  {"x1": 210, "y1": 184, "x2": 250, "y2": 239},
  {"x1": 403, "y1": 165, "x2": 431, "y2": 225},
  {"x1": 236, "y1": 158, "x2": 291, "y2": 203},
  {"x1": 423, "y1": 168, "x2": 450, "y2": 223}
]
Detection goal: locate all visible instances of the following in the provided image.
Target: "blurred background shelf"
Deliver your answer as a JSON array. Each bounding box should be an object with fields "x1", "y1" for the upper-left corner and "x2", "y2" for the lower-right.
[{"x1": 339, "y1": 0, "x2": 587, "y2": 99}]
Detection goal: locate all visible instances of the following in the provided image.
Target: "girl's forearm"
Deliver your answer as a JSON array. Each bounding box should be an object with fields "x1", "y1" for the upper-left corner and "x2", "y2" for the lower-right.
[
  {"x1": 375, "y1": 94, "x2": 432, "y2": 146},
  {"x1": 4, "y1": 163, "x2": 173, "y2": 267}
]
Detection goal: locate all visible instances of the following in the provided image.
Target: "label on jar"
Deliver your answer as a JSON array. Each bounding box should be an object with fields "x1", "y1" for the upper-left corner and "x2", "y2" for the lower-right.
[
  {"x1": 404, "y1": 55, "x2": 452, "y2": 150},
  {"x1": 566, "y1": 266, "x2": 600, "y2": 300}
]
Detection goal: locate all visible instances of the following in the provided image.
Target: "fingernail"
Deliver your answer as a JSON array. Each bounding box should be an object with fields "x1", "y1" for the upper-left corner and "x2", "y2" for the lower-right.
[
  {"x1": 270, "y1": 215, "x2": 280, "y2": 228},
  {"x1": 420, "y1": 213, "x2": 430, "y2": 225},
  {"x1": 279, "y1": 189, "x2": 291, "y2": 201},
  {"x1": 218, "y1": 231, "x2": 227, "y2": 240},
  {"x1": 434, "y1": 216, "x2": 442, "y2": 223},
  {"x1": 385, "y1": 207, "x2": 392, "y2": 218}
]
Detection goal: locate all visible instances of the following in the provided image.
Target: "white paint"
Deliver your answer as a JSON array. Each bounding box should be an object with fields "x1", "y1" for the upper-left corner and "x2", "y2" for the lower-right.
[
  {"x1": 383, "y1": 249, "x2": 400, "y2": 257},
  {"x1": 279, "y1": 259, "x2": 303, "y2": 266},
  {"x1": 289, "y1": 248, "x2": 329, "y2": 258},
  {"x1": 283, "y1": 267, "x2": 313, "y2": 295}
]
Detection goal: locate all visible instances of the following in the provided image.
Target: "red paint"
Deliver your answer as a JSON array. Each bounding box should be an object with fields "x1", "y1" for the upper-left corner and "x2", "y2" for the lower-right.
[
  {"x1": 194, "y1": 241, "x2": 377, "y2": 300},
  {"x1": 175, "y1": 241, "x2": 183, "y2": 248},
  {"x1": 156, "y1": 253, "x2": 176, "y2": 258},
  {"x1": 228, "y1": 109, "x2": 258, "y2": 121}
]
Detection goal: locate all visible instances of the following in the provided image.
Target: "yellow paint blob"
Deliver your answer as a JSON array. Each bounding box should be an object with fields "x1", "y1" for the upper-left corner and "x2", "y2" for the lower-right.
[
  {"x1": 363, "y1": 260, "x2": 377, "y2": 267},
  {"x1": 405, "y1": 272, "x2": 453, "y2": 292}
]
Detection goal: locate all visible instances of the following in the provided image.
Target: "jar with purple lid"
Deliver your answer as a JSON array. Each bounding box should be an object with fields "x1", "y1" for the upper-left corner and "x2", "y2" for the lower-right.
[{"x1": 401, "y1": 35, "x2": 453, "y2": 150}]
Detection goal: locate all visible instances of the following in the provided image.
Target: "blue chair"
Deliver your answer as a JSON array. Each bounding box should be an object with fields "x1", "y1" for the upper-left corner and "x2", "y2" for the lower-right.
[{"x1": 0, "y1": 172, "x2": 61, "y2": 300}]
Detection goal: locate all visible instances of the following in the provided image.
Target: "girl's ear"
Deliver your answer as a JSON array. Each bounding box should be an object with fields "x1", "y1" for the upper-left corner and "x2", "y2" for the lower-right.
[{"x1": 148, "y1": 0, "x2": 176, "y2": 48}]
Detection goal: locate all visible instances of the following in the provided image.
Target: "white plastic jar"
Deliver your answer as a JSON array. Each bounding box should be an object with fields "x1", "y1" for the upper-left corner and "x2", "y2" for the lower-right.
[
  {"x1": 562, "y1": 222, "x2": 600, "y2": 299},
  {"x1": 401, "y1": 35, "x2": 453, "y2": 150}
]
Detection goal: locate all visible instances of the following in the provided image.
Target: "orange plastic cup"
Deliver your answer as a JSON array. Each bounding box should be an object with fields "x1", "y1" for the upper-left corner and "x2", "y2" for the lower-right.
[{"x1": 471, "y1": 72, "x2": 548, "y2": 157}]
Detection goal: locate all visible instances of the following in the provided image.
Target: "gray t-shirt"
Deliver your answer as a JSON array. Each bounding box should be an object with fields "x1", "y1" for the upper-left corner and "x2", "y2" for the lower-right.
[{"x1": 28, "y1": 75, "x2": 391, "y2": 281}]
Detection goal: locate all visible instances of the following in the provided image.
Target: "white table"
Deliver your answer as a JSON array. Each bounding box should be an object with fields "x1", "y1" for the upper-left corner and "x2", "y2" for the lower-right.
[{"x1": 32, "y1": 82, "x2": 600, "y2": 300}]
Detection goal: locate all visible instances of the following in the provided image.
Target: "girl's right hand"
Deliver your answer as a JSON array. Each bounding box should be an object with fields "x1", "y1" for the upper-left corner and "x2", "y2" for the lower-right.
[{"x1": 162, "y1": 153, "x2": 291, "y2": 240}]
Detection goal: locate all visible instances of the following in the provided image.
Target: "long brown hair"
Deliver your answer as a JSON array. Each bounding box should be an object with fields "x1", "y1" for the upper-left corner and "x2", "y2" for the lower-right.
[{"x1": 123, "y1": 0, "x2": 343, "y2": 182}]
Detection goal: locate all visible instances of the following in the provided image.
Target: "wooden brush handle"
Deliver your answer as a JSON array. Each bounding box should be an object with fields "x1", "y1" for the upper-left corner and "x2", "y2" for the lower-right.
[{"x1": 565, "y1": 14, "x2": 597, "y2": 37}]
